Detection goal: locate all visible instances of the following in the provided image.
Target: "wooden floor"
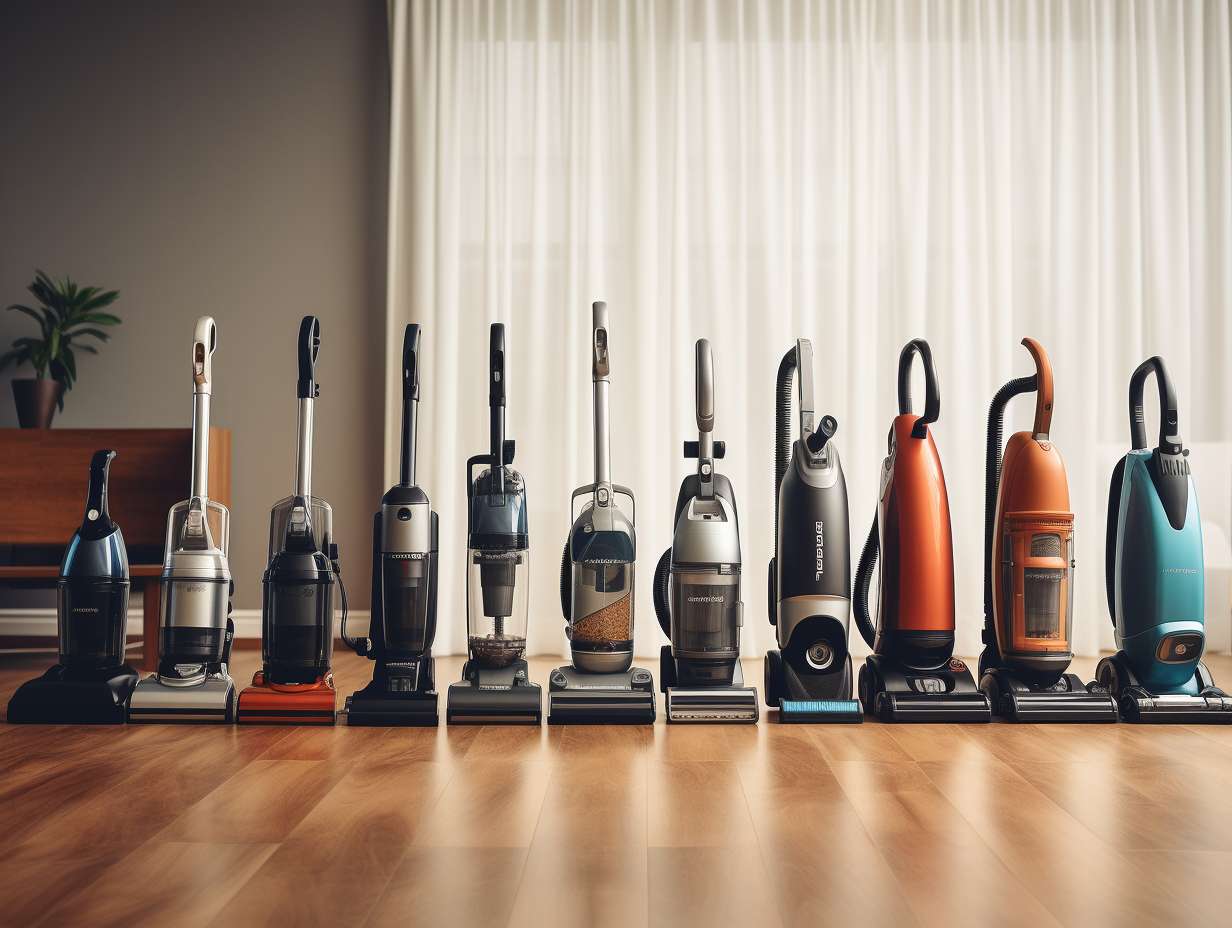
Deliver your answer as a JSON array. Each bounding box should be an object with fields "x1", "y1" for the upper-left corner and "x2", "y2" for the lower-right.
[{"x1": 3, "y1": 650, "x2": 1232, "y2": 928}]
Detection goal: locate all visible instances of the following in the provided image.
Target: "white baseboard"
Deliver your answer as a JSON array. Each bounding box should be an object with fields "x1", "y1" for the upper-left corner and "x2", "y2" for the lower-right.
[{"x1": 0, "y1": 608, "x2": 371, "y2": 639}]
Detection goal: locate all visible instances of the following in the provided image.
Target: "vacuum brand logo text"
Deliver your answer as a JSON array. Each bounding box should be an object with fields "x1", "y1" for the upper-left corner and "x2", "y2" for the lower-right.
[{"x1": 814, "y1": 521, "x2": 824, "y2": 581}]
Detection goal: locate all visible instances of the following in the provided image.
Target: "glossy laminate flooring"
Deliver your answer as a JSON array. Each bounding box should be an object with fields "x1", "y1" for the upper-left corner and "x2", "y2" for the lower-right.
[{"x1": 2, "y1": 649, "x2": 1232, "y2": 928}]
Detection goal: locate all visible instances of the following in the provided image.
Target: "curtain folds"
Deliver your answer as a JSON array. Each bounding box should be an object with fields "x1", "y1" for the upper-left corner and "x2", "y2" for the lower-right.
[{"x1": 387, "y1": 0, "x2": 1232, "y2": 659}]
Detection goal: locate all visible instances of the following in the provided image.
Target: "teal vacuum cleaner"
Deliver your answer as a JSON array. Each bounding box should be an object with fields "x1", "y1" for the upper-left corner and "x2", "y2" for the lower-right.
[{"x1": 1097, "y1": 356, "x2": 1232, "y2": 722}]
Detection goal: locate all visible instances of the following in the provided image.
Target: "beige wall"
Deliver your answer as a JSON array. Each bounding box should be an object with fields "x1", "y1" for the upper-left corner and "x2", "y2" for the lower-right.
[{"x1": 0, "y1": 0, "x2": 388, "y2": 611}]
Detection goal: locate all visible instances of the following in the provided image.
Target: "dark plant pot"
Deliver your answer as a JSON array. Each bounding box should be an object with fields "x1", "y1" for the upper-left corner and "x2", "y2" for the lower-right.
[{"x1": 11, "y1": 378, "x2": 64, "y2": 428}]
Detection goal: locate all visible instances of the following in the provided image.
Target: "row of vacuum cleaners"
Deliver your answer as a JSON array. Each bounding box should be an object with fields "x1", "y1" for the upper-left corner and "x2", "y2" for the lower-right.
[{"x1": 9, "y1": 306, "x2": 1232, "y2": 727}]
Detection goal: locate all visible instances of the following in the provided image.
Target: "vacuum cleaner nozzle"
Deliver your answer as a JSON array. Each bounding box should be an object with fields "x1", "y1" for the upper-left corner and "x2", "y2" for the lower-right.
[{"x1": 778, "y1": 698, "x2": 862, "y2": 723}]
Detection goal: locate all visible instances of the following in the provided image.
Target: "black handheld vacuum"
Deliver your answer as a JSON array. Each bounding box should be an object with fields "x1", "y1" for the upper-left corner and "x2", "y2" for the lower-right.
[
  {"x1": 344, "y1": 324, "x2": 440, "y2": 725},
  {"x1": 447, "y1": 323, "x2": 542, "y2": 724},
  {"x1": 655, "y1": 338, "x2": 758, "y2": 722},
  {"x1": 547, "y1": 301, "x2": 656, "y2": 724},
  {"x1": 237, "y1": 315, "x2": 343, "y2": 724},
  {"x1": 8, "y1": 450, "x2": 140, "y2": 723},
  {"x1": 762, "y1": 339, "x2": 862, "y2": 723}
]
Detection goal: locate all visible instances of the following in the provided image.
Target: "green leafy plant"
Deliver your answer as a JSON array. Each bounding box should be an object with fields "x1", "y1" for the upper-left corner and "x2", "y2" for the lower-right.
[{"x1": 1, "y1": 270, "x2": 121, "y2": 410}]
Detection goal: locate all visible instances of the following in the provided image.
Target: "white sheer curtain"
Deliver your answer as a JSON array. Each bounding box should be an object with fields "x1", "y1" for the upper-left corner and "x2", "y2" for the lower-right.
[{"x1": 386, "y1": 0, "x2": 1232, "y2": 660}]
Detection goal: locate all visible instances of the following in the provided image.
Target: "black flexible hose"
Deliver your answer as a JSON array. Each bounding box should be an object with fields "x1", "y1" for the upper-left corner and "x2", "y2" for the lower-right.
[
  {"x1": 774, "y1": 349, "x2": 797, "y2": 549},
  {"x1": 559, "y1": 540, "x2": 571, "y2": 621},
  {"x1": 852, "y1": 515, "x2": 879, "y2": 648},
  {"x1": 653, "y1": 548, "x2": 672, "y2": 638},
  {"x1": 983, "y1": 376, "x2": 1036, "y2": 634}
]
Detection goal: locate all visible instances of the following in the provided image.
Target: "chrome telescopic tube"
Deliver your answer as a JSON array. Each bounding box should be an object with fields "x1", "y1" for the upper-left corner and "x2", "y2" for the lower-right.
[{"x1": 592, "y1": 302, "x2": 611, "y2": 495}]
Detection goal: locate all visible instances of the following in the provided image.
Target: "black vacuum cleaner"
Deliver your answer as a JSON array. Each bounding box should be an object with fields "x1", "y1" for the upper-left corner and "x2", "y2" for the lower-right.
[
  {"x1": 344, "y1": 323, "x2": 440, "y2": 725},
  {"x1": 655, "y1": 338, "x2": 758, "y2": 722},
  {"x1": 8, "y1": 450, "x2": 139, "y2": 724},
  {"x1": 762, "y1": 339, "x2": 862, "y2": 723},
  {"x1": 447, "y1": 323, "x2": 542, "y2": 724}
]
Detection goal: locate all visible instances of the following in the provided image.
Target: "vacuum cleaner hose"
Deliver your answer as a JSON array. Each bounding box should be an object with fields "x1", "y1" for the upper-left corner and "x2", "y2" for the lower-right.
[
  {"x1": 983, "y1": 376, "x2": 1036, "y2": 624},
  {"x1": 774, "y1": 349, "x2": 798, "y2": 546},
  {"x1": 559, "y1": 541, "x2": 571, "y2": 621},
  {"x1": 653, "y1": 548, "x2": 672, "y2": 638},
  {"x1": 853, "y1": 515, "x2": 879, "y2": 648}
]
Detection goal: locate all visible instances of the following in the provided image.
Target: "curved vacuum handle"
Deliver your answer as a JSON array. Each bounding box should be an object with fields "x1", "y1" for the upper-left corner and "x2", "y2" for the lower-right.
[
  {"x1": 490, "y1": 323, "x2": 506, "y2": 408},
  {"x1": 591, "y1": 301, "x2": 612, "y2": 493},
  {"x1": 897, "y1": 338, "x2": 940, "y2": 438},
  {"x1": 1020, "y1": 337, "x2": 1054, "y2": 438},
  {"x1": 192, "y1": 316, "x2": 217, "y2": 396},
  {"x1": 403, "y1": 324, "x2": 420, "y2": 401},
  {"x1": 298, "y1": 315, "x2": 321, "y2": 399},
  {"x1": 1128, "y1": 355, "x2": 1181, "y2": 453},
  {"x1": 399, "y1": 324, "x2": 420, "y2": 487},
  {"x1": 695, "y1": 338, "x2": 714, "y2": 434},
  {"x1": 82, "y1": 448, "x2": 117, "y2": 535}
]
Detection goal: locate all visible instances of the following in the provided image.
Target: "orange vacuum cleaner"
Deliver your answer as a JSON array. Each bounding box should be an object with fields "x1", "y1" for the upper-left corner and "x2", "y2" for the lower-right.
[
  {"x1": 853, "y1": 339, "x2": 991, "y2": 722},
  {"x1": 977, "y1": 338, "x2": 1117, "y2": 721},
  {"x1": 237, "y1": 316, "x2": 343, "y2": 725}
]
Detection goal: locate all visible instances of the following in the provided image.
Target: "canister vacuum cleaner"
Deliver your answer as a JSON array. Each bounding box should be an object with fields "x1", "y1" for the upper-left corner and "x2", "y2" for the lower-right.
[
  {"x1": 977, "y1": 338, "x2": 1117, "y2": 721},
  {"x1": 344, "y1": 323, "x2": 439, "y2": 726},
  {"x1": 1096, "y1": 356, "x2": 1232, "y2": 722},
  {"x1": 655, "y1": 338, "x2": 757, "y2": 722},
  {"x1": 762, "y1": 339, "x2": 862, "y2": 723},
  {"x1": 8, "y1": 450, "x2": 140, "y2": 723},
  {"x1": 852, "y1": 339, "x2": 991, "y2": 722},
  {"x1": 237, "y1": 316, "x2": 343, "y2": 724},
  {"x1": 129, "y1": 317, "x2": 236, "y2": 723},
  {"x1": 547, "y1": 301, "x2": 656, "y2": 724},
  {"x1": 447, "y1": 323, "x2": 542, "y2": 723}
]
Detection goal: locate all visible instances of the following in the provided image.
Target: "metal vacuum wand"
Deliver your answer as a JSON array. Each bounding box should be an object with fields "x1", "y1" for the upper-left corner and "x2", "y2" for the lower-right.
[
  {"x1": 592, "y1": 302, "x2": 611, "y2": 496},
  {"x1": 400, "y1": 325, "x2": 420, "y2": 488}
]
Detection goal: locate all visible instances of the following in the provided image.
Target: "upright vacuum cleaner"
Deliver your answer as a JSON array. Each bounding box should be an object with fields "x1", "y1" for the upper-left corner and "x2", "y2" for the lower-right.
[
  {"x1": 762, "y1": 339, "x2": 863, "y2": 723},
  {"x1": 1097, "y1": 356, "x2": 1232, "y2": 722},
  {"x1": 237, "y1": 316, "x2": 342, "y2": 724},
  {"x1": 448, "y1": 323, "x2": 542, "y2": 724},
  {"x1": 654, "y1": 338, "x2": 757, "y2": 722},
  {"x1": 852, "y1": 339, "x2": 991, "y2": 722},
  {"x1": 978, "y1": 338, "x2": 1117, "y2": 721},
  {"x1": 8, "y1": 450, "x2": 139, "y2": 723},
  {"x1": 129, "y1": 317, "x2": 237, "y2": 723},
  {"x1": 344, "y1": 323, "x2": 439, "y2": 726},
  {"x1": 547, "y1": 301, "x2": 656, "y2": 724}
]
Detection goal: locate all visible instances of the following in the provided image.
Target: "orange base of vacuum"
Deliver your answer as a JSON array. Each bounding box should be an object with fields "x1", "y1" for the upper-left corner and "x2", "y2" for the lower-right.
[{"x1": 236, "y1": 671, "x2": 336, "y2": 725}]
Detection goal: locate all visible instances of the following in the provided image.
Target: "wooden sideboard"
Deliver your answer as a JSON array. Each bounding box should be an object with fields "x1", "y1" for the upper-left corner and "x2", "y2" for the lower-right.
[{"x1": 0, "y1": 428, "x2": 231, "y2": 670}]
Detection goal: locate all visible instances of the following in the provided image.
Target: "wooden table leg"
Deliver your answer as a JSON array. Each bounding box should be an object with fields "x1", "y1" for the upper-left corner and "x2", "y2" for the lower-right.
[{"x1": 141, "y1": 580, "x2": 161, "y2": 672}]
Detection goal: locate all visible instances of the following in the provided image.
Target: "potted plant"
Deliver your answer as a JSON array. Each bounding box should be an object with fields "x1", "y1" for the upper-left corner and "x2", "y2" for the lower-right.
[{"x1": 1, "y1": 270, "x2": 121, "y2": 428}]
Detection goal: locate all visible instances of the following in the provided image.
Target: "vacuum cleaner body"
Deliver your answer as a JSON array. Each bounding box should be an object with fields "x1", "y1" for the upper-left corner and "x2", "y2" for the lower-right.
[
  {"x1": 448, "y1": 323, "x2": 542, "y2": 724},
  {"x1": 129, "y1": 318, "x2": 236, "y2": 723},
  {"x1": 238, "y1": 317, "x2": 339, "y2": 725},
  {"x1": 656, "y1": 338, "x2": 757, "y2": 723},
  {"x1": 763, "y1": 339, "x2": 861, "y2": 723},
  {"x1": 548, "y1": 302, "x2": 656, "y2": 724},
  {"x1": 346, "y1": 324, "x2": 439, "y2": 725},
  {"x1": 978, "y1": 339, "x2": 1117, "y2": 722},
  {"x1": 1098, "y1": 357, "x2": 1232, "y2": 722},
  {"x1": 8, "y1": 450, "x2": 139, "y2": 723},
  {"x1": 854, "y1": 340, "x2": 991, "y2": 722}
]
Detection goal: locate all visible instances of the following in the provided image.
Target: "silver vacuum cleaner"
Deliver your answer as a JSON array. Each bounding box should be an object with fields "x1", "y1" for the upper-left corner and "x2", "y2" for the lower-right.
[{"x1": 128, "y1": 317, "x2": 236, "y2": 722}]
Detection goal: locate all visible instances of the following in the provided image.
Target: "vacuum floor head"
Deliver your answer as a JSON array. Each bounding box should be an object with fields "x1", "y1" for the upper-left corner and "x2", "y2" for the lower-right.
[
  {"x1": 547, "y1": 665, "x2": 656, "y2": 724},
  {"x1": 446, "y1": 659, "x2": 541, "y2": 725},
  {"x1": 236, "y1": 671, "x2": 336, "y2": 725},
  {"x1": 860, "y1": 655, "x2": 991, "y2": 723},
  {"x1": 345, "y1": 682, "x2": 438, "y2": 726},
  {"x1": 665, "y1": 686, "x2": 759, "y2": 722},
  {"x1": 7, "y1": 664, "x2": 138, "y2": 724},
  {"x1": 128, "y1": 673, "x2": 236, "y2": 723},
  {"x1": 1098, "y1": 655, "x2": 1232, "y2": 724},
  {"x1": 981, "y1": 668, "x2": 1117, "y2": 723}
]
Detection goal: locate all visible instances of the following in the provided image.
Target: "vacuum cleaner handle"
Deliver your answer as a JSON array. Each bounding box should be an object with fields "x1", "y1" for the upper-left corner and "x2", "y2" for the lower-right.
[
  {"x1": 1128, "y1": 356, "x2": 1182, "y2": 453},
  {"x1": 592, "y1": 302, "x2": 612, "y2": 493},
  {"x1": 695, "y1": 338, "x2": 715, "y2": 496},
  {"x1": 400, "y1": 324, "x2": 421, "y2": 487},
  {"x1": 297, "y1": 316, "x2": 321, "y2": 399},
  {"x1": 897, "y1": 339, "x2": 940, "y2": 438},
  {"x1": 81, "y1": 449, "x2": 117, "y2": 538},
  {"x1": 1020, "y1": 337, "x2": 1054, "y2": 438},
  {"x1": 192, "y1": 316, "x2": 217, "y2": 396},
  {"x1": 489, "y1": 323, "x2": 507, "y2": 492}
]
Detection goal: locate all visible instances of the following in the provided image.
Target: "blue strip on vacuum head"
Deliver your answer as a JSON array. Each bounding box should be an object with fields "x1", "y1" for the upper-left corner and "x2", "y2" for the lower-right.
[{"x1": 779, "y1": 699, "x2": 864, "y2": 723}]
